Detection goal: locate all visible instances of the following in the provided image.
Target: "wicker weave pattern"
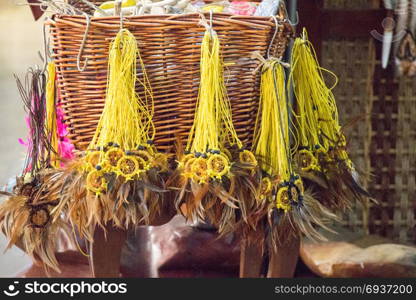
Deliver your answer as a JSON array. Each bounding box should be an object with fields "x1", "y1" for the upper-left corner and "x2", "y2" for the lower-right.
[{"x1": 49, "y1": 13, "x2": 291, "y2": 151}]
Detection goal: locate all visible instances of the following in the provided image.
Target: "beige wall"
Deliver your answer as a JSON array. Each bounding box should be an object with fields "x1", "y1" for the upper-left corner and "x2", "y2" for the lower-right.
[{"x1": 0, "y1": 0, "x2": 44, "y2": 277}]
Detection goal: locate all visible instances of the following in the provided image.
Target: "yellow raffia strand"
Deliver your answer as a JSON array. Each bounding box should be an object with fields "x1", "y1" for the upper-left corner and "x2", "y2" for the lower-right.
[
  {"x1": 45, "y1": 61, "x2": 59, "y2": 168},
  {"x1": 291, "y1": 28, "x2": 352, "y2": 170},
  {"x1": 186, "y1": 29, "x2": 221, "y2": 155},
  {"x1": 253, "y1": 59, "x2": 303, "y2": 211},
  {"x1": 253, "y1": 60, "x2": 289, "y2": 178},
  {"x1": 181, "y1": 24, "x2": 252, "y2": 184},
  {"x1": 90, "y1": 28, "x2": 154, "y2": 151},
  {"x1": 84, "y1": 28, "x2": 155, "y2": 192}
]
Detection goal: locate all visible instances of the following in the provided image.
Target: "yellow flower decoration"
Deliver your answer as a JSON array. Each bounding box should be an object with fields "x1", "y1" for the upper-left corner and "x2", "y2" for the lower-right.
[
  {"x1": 259, "y1": 176, "x2": 273, "y2": 200},
  {"x1": 134, "y1": 150, "x2": 153, "y2": 170},
  {"x1": 191, "y1": 157, "x2": 209, "y2": 184},
  {"x1": 178, "y1": 153, "x2": 195, "y2": 170},
  {"x1": 239, "y1": 150, "x2": 258, "y2": 167},
  {"x1": 86, "y1": 170, "x2": 107, "y2": 194},
  {"x1": 183, "y1": 157, "x2": 196, "y2": 178},
  {"x1": 276, "y1": 186, "x2": 291, "y2": 212},
  {"x1": 207, "y1": 154, "x2": 230, "y2": 179},
  {"x1": 85, "y1": 151, "x2": 102, "y2": 170},
  {"x1": 116, "y1": 156, "x2": 144, "y2": 180},
  {"x1": 296, "y1": 149, "x2": 319, "y2": 172},
  {"x1": 105, "y1": 148, "x2": 124, "y2": 168}
]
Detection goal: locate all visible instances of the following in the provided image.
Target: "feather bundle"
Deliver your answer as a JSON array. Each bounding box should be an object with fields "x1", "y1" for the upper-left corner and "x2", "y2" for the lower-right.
[
  {"x1": 290, "y1": 29, "x2": 371, "y2": 211},
  {"x1": 0, "y1": 66, "x2": 70, "y2": 272},
  {"x1": 15, "y1": 67, "x2": 51, "y2": 175},
  {"x1": 0, "y1": 171, "x2": 73, "y2": 272},
  {"x1": 43, "y1": 28, "x2": 173, "y2": 240},
  {"x1": 171, "y1": 21, "x2": 259, "y2": 234},
  {"x1": 241, "y1": 57, "x2": 337, "y2": 249}
]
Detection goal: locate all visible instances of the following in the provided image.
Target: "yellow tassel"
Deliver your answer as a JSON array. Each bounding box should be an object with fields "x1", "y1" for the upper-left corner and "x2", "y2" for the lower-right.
[
  {"x1": 181, "y1": 25, "x2": 255, "y2": 184},
  {"x1": 254, "y1": 61, "x2": 288, "y2": 177},
  {"x1": 45, "y1": 61, "x2": 59, "y2": 168},
  {"x1": 291, "y1": 28, "x2": 351, "y2": 172},
  {"x1": 185, "y1": 29, "x2": 222, "y2": 155},
  {"x1": 84, "y1": 28, "x2": 156, "y2": 193},
  {"x1": 253, "y1": 59, "x2": 303, "y2": 212}
]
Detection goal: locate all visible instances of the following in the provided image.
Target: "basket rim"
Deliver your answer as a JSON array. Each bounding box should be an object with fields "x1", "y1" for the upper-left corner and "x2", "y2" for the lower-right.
[{"x1": 49, "y1": 12, "x2": 294, "y2": 31}]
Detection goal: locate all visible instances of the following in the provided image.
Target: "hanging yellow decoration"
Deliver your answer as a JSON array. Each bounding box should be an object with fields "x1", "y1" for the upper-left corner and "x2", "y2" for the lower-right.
[
  {"x1": 253, "y1": 59, "x2": 303, "y2": 212},
  {"x1": 44, "y1": 27, "x2": 173, "y2": 239},
  {"x1": 82, "y1": 28, "x2": 158, "y2": 193},
  {"x1": 172, "y1": 15, "x2": 258, "y2": 234},
  {"x1": 290, "y1": 28, "x2": 370, "y2": 209},
  {"x1": 45, "y1": 61, "x2": 59, "y2": 168},
  {"x1": 291, "y1": 28, "x2": 350, "y2": 172},
  {"x1": 246, "y1": 51, "x2": 339, "y2": 249},
  {"x1": 179, "y1": 21, "x2": 256, "y2": 185}
]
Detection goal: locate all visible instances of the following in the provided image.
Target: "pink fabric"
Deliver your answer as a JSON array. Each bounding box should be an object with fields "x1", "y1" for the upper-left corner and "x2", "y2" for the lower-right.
[
  {"x1": 19, "y1": 97, "x2": 37, "y2": 173},
  {"x1": 229, "y1": 1, "x2": 257, "y2": 16},
  {"x1": 18, "y1": 116, "x2": 31, "y2": 147},
  {"x1": 19, "y1": 103, "x2": 74, "y2": 168},
  {"x1": 56, "y1": 105, "x2": 75, "y2": 163}
]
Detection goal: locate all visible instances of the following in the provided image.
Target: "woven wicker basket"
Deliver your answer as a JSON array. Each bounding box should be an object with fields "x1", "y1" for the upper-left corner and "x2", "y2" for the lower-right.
[{"x1": 49, "y1": 12, "x2": 293, "y2": 151}]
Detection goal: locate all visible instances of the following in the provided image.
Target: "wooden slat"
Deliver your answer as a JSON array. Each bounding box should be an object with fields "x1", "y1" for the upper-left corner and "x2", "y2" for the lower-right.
[
  {"x1": 321, "y1": 9, "x2": 385, "y2": 39},
  {"x1": 298, "y1": 0, "x2": 324, "y2": 60}
]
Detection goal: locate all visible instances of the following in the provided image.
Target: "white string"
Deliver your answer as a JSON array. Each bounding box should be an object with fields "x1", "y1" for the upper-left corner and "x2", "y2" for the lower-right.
[
  {"x1": 251, "y1": 51, "x2": 290, "y2": 75},
  {"x1": 198, "y1": 11, "x2": 216, "y2": 36}
]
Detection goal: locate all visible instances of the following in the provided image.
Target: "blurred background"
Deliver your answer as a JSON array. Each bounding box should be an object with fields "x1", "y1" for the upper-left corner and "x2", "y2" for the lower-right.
[{"x1": 0, "y1": 0, "x2": 43, "y2": 276}]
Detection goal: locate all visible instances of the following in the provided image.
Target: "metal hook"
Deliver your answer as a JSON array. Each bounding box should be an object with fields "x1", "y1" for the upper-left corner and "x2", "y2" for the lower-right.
[
  {"x1": 77, "y1": 13, "x2": 91, "y2": 72},
  {"x1": 286, "y1": 11, "x2": 299, "y2": 26},
  {"x1": 292, "y1": 11, "x2": 299, "y2": 26},
  {"x1": 282, "y1": 2, "x2": 299, "y2": 26}
]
